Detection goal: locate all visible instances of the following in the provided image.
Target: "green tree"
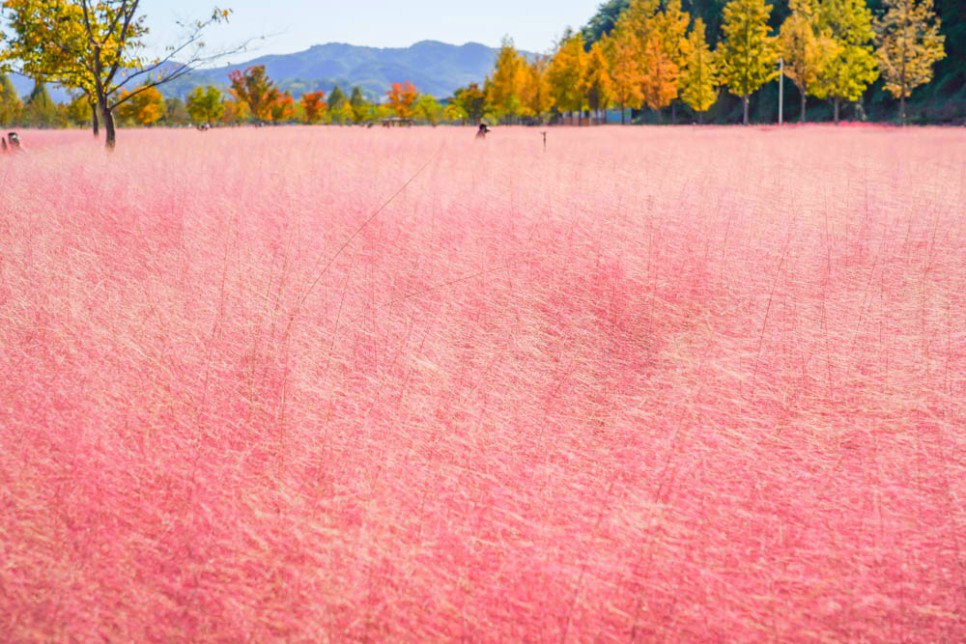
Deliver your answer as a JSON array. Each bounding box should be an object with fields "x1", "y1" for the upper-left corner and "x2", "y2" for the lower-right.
[
  {"x1": 25, "y1": 79, "x2": 58, "y2": 127},
  {"x1": 186, "y1": 85, "x2": 225, "y2": 125},
  {"x1": 349, "y1": 86, "x2": 368, "y2": 123},
  {"x1": 875, "y1": 0, "x2": 945, "y2": 123},
  {"x1": 0, "y1": 73, "x2": 22, "y2": 126},
  {"x1": 680, "y1": 18, "x2": 719, "y2": 119},
  {"x1": 719, "y1": 0, "x2": 780, "y2": 124},
  {"x1": 66, "y1": 91, "x2": 92, "y2": 126},
  {"x1": 414, "y1": 94, "x2": 442, "y2": 125},
  {"x1": 327, "y1": 84, "x2": 348, "y2": 123},
  {"x1": 452, "y1": 82, "x2": 486, "y2": 123},
  {"x1": 164, "y1": 97, "x2": 190, "y2": 125},
  {"x1": 0, "y1": 1, "x2": 232, "y2": 148}
]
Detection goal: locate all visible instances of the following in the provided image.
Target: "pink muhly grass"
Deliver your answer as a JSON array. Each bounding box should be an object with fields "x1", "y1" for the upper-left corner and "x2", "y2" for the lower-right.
[{"x1": 0, "y1": 126, "x2": 963, "y2": 640}]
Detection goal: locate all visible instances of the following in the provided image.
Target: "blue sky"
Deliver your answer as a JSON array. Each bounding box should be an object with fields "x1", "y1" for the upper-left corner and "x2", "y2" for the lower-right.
[{"x1": 146, "y1": 0, "x2": 603, "y2": 61}]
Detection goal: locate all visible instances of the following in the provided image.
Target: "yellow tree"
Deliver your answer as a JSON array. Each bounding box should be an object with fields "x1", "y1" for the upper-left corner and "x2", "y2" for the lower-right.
[
  {"x1": 874, "y1": 0, "x2": 944, "y2": 123},
  {"x1": 520, "y1": 55, "x2": 554, "y2": 123},
  {"x1": 116, "y1": 84, "x2": 165, "y2": 125},
  {"x1": 719, "y1": 0, "x2": 780, "y2": 124},
  {"x1": 547, "y1": 29, "x2": 587, "y2": 124},
  {"x1": 814, "y1": 0, "x2": 879, "y2": 123},
  {"x1": 653, "y1": 0, "x2": 690, "y2": 121},
  {"x1": 679, "y1": 18, "x2": 718, "y2": 120},
  {"x1": 640, "y1": 33, "x2": 679, "y2": 114},
  {"x1": 779, "y1": 0, "x2": 825, "y2": 121},
  {"x1": 488, "y1": 36, "x2": 526, "y2": 123},
  {"x1": 0, "y1": 0, "x2": 231, "y2": 148},
  {"x1": 601, "y1": 27, "x2": 643, "y2": 124},
  {"x1": 582, "y1": 41, "x2": 612, "y2": 123}
]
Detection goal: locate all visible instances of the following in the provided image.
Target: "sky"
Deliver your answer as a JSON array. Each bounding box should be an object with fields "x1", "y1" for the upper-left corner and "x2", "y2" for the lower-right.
[{"x1": 145, "y1": 0, "x2": 603, "y2": 62}]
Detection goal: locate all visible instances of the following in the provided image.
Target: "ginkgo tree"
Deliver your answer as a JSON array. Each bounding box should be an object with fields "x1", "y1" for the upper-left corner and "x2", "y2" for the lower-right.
[{"x1": 0, "y1": 0, "x2": 235, "y2": 148}]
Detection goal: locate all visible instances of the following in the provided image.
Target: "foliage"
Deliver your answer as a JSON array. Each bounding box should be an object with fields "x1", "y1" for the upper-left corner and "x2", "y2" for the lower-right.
[
  {"x1": 413, "y1": 94, "x2": 442, "y2": 125},
  {"x1": 582, "y1": 41, "x2": 613, "y2": 118},
  {"x1": 25, "y1": 79, "x2": 58, "y2": 127},
  {"x1": 348, "y1": 86, "x2": 368, "y2": 124},
  {"x1": 719, "y1": 0, "x2": 780, "y2": 122},
  {"x1": 452, "y1": 82, "x2": 487, "y2": 123},
  {"x1": 386, "y1": 81, "x2": 418, "y2": 119},
  {"x1": 812, "y1": 0, "x2": 879, "y2": 120},
  {"x1": 229, "y1": 65, "x2": 280, "y2": 123},
  {"x1": 601, "y1": 26, "x2": 643, "y2": 121},
  {"x1": 680, "y1": 18, "x2": 719, "y2": 115},
  {"x1": 0, "y1": 0, "x2": 232, "y2": 147},
  {"x1": 186, "y1": 85, "x2": 225, "y2": 125},
  {"x1": 779, "y1": 0, "x2": 826, "y2": 120},
  {"x1": 875, "y1": 0, "x2": 945, "y2": 117},
  {"x1": 488, "y1": 37, "x2": 526, "y2": 123},
  {"x1": 300, "y1": 91, "x2": 327, "y2": 124},
  {"x1": 0, "y1": 73, "x2": 23, "y2": 126},
  {"x1": 116, "y1": 84, "x2": 165, "y2": 126},
  {"x1": 164, "y1": 97, "x2": 190, "y2": 125},
  {"x1": 640, "y1": 33, "x2": 680, "y2": 111},
  {"x1": 520, "y1": 55, "x2": 554, "y2": 121},
  {"x1": 547, "y1": 30, "x2": 587, "y2": 116},
  {"x1": 270, "y1": 91, "x2": 295, "y2": 123},
  {"x1": 66, "y1": 91, "x2": 92, "y2": 126}
]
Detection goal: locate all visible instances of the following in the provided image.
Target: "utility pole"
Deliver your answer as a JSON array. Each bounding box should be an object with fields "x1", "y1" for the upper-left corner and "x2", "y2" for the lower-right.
[{"x1": 778, "y1": 57, "x2": 784, "y2": 126}]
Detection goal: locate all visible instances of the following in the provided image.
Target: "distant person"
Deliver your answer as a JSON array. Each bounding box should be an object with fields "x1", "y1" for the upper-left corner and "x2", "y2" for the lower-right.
[
  {"x1": 476, "y1": 121, "x2": 490, "y2": 139},
  {"x1": 1, "y1": 137, "x2": 6, "y2": 153},
  {"x1": 8, "y1": 132, "x2": 20, "y2": 151}
]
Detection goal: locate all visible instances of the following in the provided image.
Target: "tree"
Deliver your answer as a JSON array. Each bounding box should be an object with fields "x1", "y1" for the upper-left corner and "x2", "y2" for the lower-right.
[
  {"x1": 520, "y1": 55, "x2": 554, "y2": 122},
  {"x1": 348, "y1": 86, "x2": 368, "y2": 124},
  {"x1": 186, "y1": 85, "x2": 225, "y2": 125},
  {"x1": 601, "y1": 26, "x2": 643, "y2": 124},
  {"x1": 414, "y1": 94, "x2": 442, "y2": 125},
  {"x1": 813, "y1": 0, "x2": 879, "y2": 123},
  {"x1": 640, "y1": 33, "x2": 680, "y2": 113},
  {"x1": 452, "y1": 82, "x2": 486, "y2": 123},
  {"x1": 0, "y1": 73, "x2": 22, "y2": 126},
  {"x1": 25, "y1": 79, "x2": 58, "y2": 127},
  {"x1": 548, "y1": 30, "x2": 587, "y2": 123},
  {"x1": 875, "y1": 0, "x2": 945, "y2": 123},
  {"x1": 220, "y1": 98, "x2": 249, "y2": 125},
  {"x1": 779, "y1": 0, "x2": 824, "y2": 121},
  {"x1": 66, "y1": 91, "x2": 92, "y2": 126},
  {"x1": 653, "y1": 0, "x2": 690, "y2": 121},
  {"x1": 582, "y1": 41, "x2": 613, "y2": 123},
  {"x1": 300, "y1": 91, "x2": 327, "y2": 124},
  {"x1": 488, "y1": 36, "x2": 526, "y2": 123},
  {"x1": 0, "y1": 1, "x2": 232, "y2": 148},
  {"x1": 680, "y1": 18, "x2": 719, "y2": 119},
  {"x1": 164, "y1": 97, "x2": 190, "y2": 126},
  {"x1": 270, "y1": 91, "x2": 295, "y2": 123},
  {"x1": 386, "y1": 81, "x2": 418, "y2": 119},
  {"x1": 229, "y1": 65, "x2": 280, "y2": 123},
  {"x1": 327, "y1": 84, "x2": 348, "y2": 123},
  {"x1": 116, "y1": 84, "x2": 165, "y2": 125},
  {"x1": 719, "y1": 0, "x2": 780, "y2": 124}
]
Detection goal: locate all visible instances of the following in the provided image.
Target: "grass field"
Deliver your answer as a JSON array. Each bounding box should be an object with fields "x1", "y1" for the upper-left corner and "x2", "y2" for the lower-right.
[{"x1": 1, "y1": 125, "x2": 964, "y2": 640}]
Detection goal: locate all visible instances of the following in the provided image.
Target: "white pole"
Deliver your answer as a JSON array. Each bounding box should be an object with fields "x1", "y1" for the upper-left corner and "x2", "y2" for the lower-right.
[{"x1": 778, "y1": 57, "x2": 784, "y2": 126}]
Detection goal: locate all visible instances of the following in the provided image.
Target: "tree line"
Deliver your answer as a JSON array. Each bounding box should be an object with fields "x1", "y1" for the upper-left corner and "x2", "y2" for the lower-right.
[{"x1": 460, "y1": 0, "x2": 946, "y2": 125}]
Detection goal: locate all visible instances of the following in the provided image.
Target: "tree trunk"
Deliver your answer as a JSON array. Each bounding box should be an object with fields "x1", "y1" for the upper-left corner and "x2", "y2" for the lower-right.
[
  {"x1": 801, "y1": 93, "x2": 806, "y2": 123},
  {"x1": 620, "y1": 101, "x2": 625, "y2": 125},
  {"x1": 834, "y1": 97, "x2": 840, "y2": 124},
  {"x1": 743, "y1": 94, "x2": 749, "y2": 125},
  {"x1": 92, "y1": 107, "x2": 99, "y2": 137},
  {"x1": 899, "y1": 93, "x2": 906, "y2": 125},
  {"x1": 104, "y1": 107, "x2": 117, "y2": 150},
  {"x1": 671, "y1": 102, "x2": 676, "y2": 125}
]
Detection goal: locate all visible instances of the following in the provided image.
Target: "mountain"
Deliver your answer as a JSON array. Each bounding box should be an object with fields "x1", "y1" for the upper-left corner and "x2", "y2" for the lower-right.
[{"x1": 162, "y1": 40, "x2": 513, "y2": 100}]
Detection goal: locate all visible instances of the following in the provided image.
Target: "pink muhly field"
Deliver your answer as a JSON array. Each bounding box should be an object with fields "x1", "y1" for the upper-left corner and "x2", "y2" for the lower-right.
[{"x1": 1, "y1": 126, "x2": 963, "y2": 641}]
